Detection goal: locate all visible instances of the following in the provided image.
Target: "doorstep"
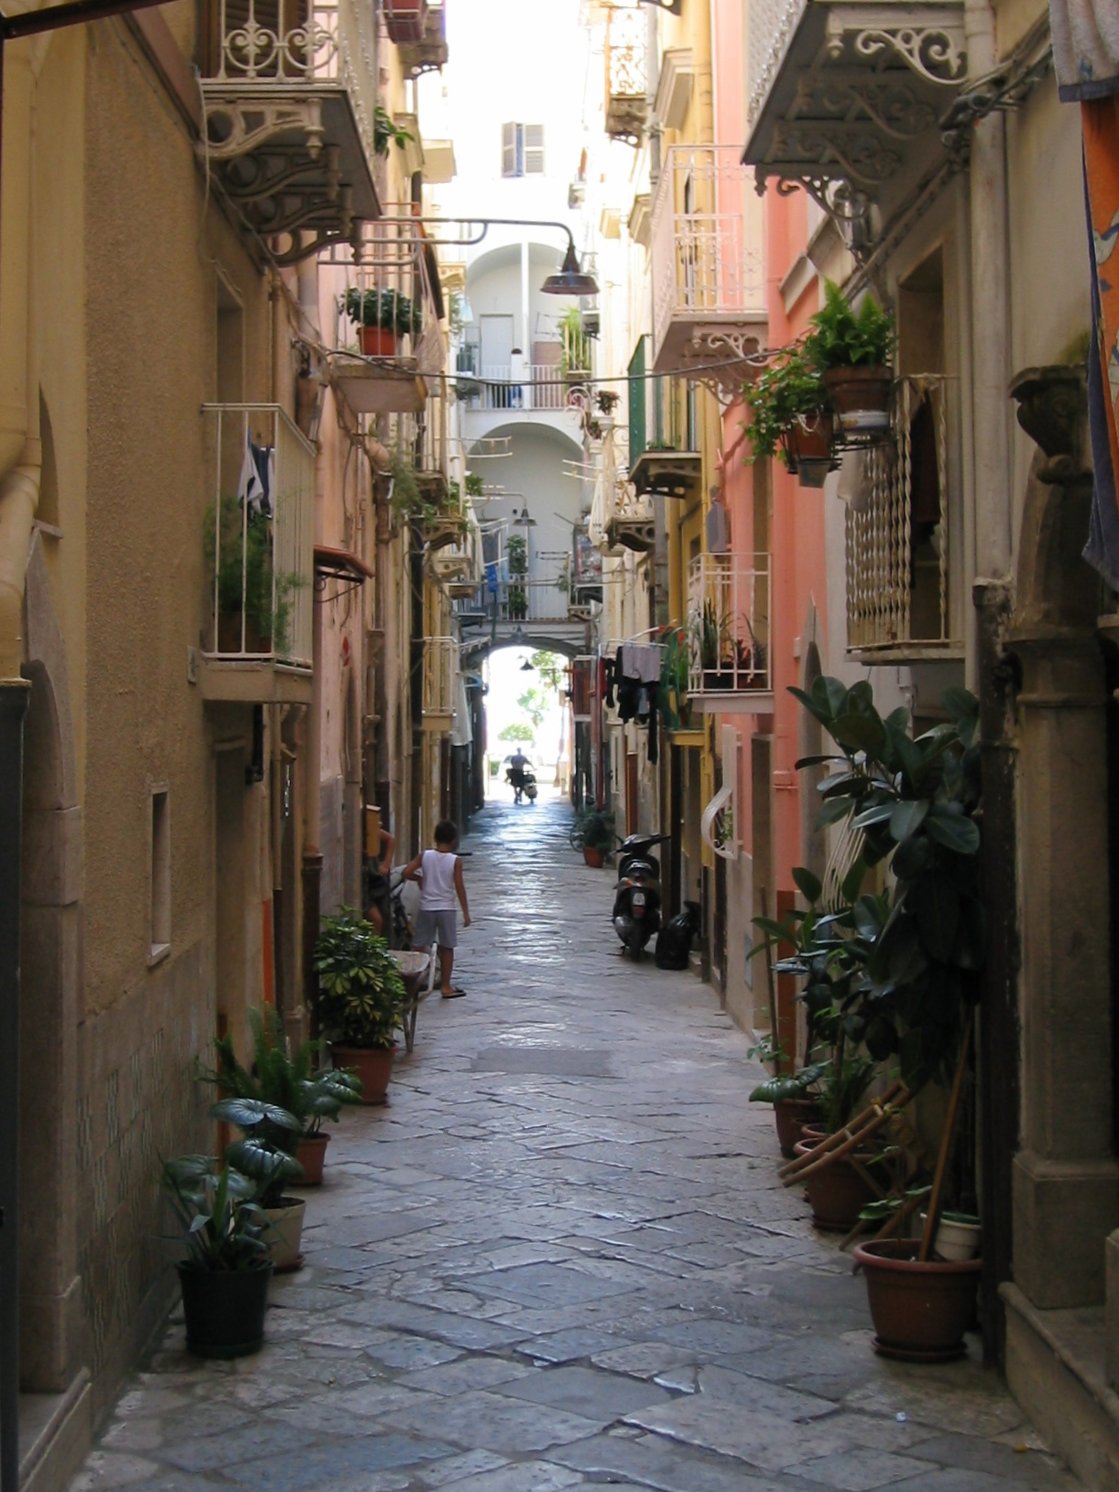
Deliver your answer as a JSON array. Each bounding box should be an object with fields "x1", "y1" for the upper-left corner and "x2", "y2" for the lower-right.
[
  {"x1": 20, "y1": 1370, "x2": 91, "y2": 1492},
  {"x1": 1003, "y1": 1283, "x2": 1119, "y2": 1490}
]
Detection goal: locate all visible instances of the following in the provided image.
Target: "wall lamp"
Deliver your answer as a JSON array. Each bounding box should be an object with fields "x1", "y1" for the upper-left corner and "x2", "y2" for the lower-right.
[{"x1": 374, "y1": 215, "x2": 599, "y2": 296}]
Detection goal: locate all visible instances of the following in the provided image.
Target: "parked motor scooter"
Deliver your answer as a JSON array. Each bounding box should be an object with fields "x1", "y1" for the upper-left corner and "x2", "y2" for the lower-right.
[
  {"x1": 612, "y1": 832, "x2": 670, "y2": 959},
  {"x1": 506, "y1": 764, "x2": 537, "y2": 804}
]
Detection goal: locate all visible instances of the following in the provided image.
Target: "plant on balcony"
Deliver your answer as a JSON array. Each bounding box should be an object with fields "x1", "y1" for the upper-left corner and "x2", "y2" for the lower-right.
[
  {"x1": 203, "y1": 498, "x2": 305, "y2": 657},
  {"x1": 373, "y1": 106, "x2": 413, "y2": 158},
  {"x1": 803, "y1": 280, "x2": 895, "y2": 436},
  {"x1": 344, "y1": 287, "x2": 421, "y2": 356},
  {"x1": 659, "y1": 626, "x2": 691, "y2": 729},
  {"x1": 742, "y1": 345, "x2": 832, "y2": 478},
  {"x1": 559, "y1": 306, "x2": 591, "y2": 382}
]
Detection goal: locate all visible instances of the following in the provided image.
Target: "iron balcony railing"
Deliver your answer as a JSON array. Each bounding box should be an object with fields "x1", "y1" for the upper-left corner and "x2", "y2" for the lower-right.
[
  {"x1": 334, "y1": 215, "x2": 445, "y2": 374},
  {"x1": 686, "y1": 553, "x2": 771, "y2": 697},
  {"x1": 605, "y1": 4, "x2": 648, "y2": 143},
  {"x1": 201, "y1": 404, "x2": 315, "y2": 668},
  {"x1": 845, "y1": 374, "x2": 958, "y2": 654},
  {"x1": 204, "y1": 0, "x2": 378, "y2": 157},
  {"x1": 650, "y1": 145, "x2": 765, "y2": 365}
]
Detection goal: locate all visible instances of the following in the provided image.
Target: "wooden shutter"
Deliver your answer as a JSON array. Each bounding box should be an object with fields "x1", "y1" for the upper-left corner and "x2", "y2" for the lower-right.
[
  {"x1": 501, "y1": 122, "x2": 519, "y2": 177},
  {"x1": 524, "y1": 124, "x2": 545, "y2": 174}
]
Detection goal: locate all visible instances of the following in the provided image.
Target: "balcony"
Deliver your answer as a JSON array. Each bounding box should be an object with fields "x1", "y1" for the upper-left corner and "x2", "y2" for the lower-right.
[
  {"x1": 199, "y1": 404, "x2": 315, "y2": 704},
  {"x1": 686, "y1": 554, "x2": 772, "y2": 714},
  {"x1": 421, "y1": 634, "x2": 457, "y2": 728},
  {"x1": 395, "y1": 0, "x2": 447, "y2": 76},
  {"x1": 845, "y1": 374, "x2": 960, "y2": 657},
  {"x1": 605, "y1": 5, "x2": 648, "y2": 145},
  {"x1": 629, "y1": 447, "x2": 701, "y2": 500},
  {"x1": 326, "y1": 220, "x2": 442, "y2": 415},
  {"x1": 743, "y1": 0, "x2": 968, "y2": 231},
  {"x1": 650, "y1": 146, "x2": 766, "y2": 389},
  {"x1": 429, "y1": 520, "x2": 482, "y2": 592},
  {"x1": 198, "y1": 0, "x2": 380, "y2": 263}
]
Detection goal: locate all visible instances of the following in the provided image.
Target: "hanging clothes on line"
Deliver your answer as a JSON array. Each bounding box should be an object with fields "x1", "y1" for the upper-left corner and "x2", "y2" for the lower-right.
[{"x1": 613, "y1": 642, "x2": 663, "y2": 765}]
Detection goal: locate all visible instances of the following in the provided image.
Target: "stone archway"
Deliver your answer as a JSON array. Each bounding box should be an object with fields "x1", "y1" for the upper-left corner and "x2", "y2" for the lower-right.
[{"x1": 19, "y1": 533, "x2": 82, "y2": 1396}]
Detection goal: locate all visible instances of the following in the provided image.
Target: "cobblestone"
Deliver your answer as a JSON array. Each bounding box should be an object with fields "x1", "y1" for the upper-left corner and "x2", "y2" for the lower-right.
[{"x1": 66, "y1": 797, "x2": 1084, "y2": 1491}]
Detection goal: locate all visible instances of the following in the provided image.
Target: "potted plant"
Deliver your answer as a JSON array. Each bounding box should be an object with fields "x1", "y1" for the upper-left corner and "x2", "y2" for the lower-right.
[
  {"x1": 373, "y1": 105, "x2": 413, "y2": 158},
  {"x1": 313, "y1": 909, "x2": 408, "y2": 1104},
  {"x1": 786, "y1": 674, "x2": 984, "y2": 1357},
  {"x1": 506, "y1": 533, "x2": 528, "y2": 619},
  {"x1": 574, "y1": 807, "x2": 614, "y2": 868},
  {"x1": 200, "y1": 1007, "x2": 361, "y2": 1187},
  {"x1": 742, "y1": 345, "x2": 835, "y2": 486},
  {"x1": 161, "y1": 1155, "x2": 272, "y2": 1359},
  {"x1": 802, "y1": 279, "x2": 895, "y2": 436},
  {"x1": 209, "y1": 1095, "x2": 307, "y2": 1272},
  {"x1": 203, "y1": 499, "x2": 305, "y2": 656},
  {"x1": 344, "y1": 286, "x2": 421, "y2": 356}
]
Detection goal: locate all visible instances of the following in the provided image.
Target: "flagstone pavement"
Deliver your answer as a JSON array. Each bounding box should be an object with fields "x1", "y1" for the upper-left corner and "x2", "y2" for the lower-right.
[{"x1": 67, "y1": 796, "x2": 1085, "y2": 1492}]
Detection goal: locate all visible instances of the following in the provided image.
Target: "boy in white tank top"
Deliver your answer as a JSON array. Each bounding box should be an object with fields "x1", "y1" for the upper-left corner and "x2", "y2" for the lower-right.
[{"x1": 402, "y1": 820, "x2": 472, "y2": 997}]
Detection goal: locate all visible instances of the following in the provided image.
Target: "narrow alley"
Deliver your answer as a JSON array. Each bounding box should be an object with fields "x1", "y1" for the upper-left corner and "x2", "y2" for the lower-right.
[{"x1": 69, "y1": 801, "x2": 1082, "y2": 1492}]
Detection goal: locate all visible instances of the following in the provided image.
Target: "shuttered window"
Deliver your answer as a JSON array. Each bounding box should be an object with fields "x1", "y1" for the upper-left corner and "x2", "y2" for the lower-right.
[{"x1": 501, "y1": 122, "x2": 545, "y2": 177}]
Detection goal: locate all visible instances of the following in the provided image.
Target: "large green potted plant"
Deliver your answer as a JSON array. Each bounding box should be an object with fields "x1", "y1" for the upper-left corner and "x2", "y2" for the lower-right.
[
  {"x1": 344, "y1": 286, "x2": 421, "y2": 356},
  {"x1": 786, "y1": 675, "x2": 984, "y2": 1358},
  {"x1": 573, "y1": 807, "x2": 614, "y2": 868},
  {"x1": 201, "y1": 1007, "x2": 361, "y2": 1187},
  {"x1": 161, "y1": 1155, "x2": 272, "y2": 1359},
  {"x1": 742, "y1": 344, "x2": 835, "y2": 486},
  {"x1": 209, "y1": 1095, "x2": 306, "y2": 1272},
  {"x1": 802, "y1": 279, "x2": 895, "y2": 436},
  {"x1": 313, "y1": 910, "x2": 408, "y2": 1104}
]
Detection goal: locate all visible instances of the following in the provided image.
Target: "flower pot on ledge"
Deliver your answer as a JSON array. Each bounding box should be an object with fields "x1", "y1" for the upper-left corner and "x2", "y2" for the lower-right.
[
  {"x1": 360, "y1": 326, "x2": 400, "y2": 356},
  {"x1": 823, "y1": 366, "x2": 892, "y2": 436}
]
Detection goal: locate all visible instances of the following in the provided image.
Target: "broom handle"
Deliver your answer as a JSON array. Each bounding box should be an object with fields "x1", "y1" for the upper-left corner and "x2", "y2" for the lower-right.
[{"x1": 918, "y1": 1023, "x2": 972, "y2": 1262}]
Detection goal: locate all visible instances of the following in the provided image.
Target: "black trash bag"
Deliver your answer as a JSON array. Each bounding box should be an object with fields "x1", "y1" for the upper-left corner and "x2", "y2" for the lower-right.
[{"x1": 655, "y1": 901, "x2": 701, "y2": 970}]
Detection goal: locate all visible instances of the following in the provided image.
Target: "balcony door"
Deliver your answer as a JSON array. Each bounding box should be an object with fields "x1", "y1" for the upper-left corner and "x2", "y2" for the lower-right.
[{"x1": 480, "y1": 315, "x2": 514, "y2": 409}]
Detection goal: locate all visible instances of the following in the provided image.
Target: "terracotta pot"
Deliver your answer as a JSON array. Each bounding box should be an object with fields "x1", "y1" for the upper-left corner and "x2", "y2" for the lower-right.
[
  {"x1": 823, "y1": 365, "x2": 892, "y2": 435},
  {"x1": 261, "y1": 1196, "x2": 305, "y2": 1274},
  {"x1": 793, "y1": 1136, "x2": 882, "y2": 1232},
  {"x1": 781, "y1": 412, "x2": 837, "y2": 487},
  {"x1": 773, "y1": 1097, "x2": 822, "y2": 1159},
  {"x1": 295, "y1": 1132, "x2": 330, "y2": 1186},
  {"x1": 583, "y1": 845, "x2": 605, "y2": 868},
  {"x1": 852, "y1": 1237, "x2": 981, "y2": 1362},
  {"x1": 330, "y1": 1043, "x2": 395, "y2": 1105},
  {"x1": 360, "y1": 325, "x2": 399, "y2": 356}
]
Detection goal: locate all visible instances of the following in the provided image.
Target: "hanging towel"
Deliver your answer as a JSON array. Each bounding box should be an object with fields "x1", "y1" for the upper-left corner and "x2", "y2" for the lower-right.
[
  {"x1": 238, "y1": 430, "x2": 274, "y2": 519},
  {"x1": 1049, "y1": 0, "x2": 1119, "y2": 100}
]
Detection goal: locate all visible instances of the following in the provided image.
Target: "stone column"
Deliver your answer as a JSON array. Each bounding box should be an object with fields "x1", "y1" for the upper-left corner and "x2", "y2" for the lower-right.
[{"x1": 1008, "y1": 365, "x2": 1119, "y2": 1308}]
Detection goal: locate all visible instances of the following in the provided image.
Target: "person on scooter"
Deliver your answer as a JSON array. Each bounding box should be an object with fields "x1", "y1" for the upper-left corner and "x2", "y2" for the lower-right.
[{"x1": 505, "y1": 748, "x2": 530, "y2": 803}]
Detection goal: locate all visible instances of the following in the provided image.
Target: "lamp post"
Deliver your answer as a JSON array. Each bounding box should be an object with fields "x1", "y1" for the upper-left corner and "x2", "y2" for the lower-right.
[{"x1": 368, "y1": 216, "x2": 599, "y2": 297}]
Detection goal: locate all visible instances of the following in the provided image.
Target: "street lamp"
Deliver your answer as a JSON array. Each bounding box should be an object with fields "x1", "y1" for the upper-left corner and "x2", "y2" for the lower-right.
[{"x1": 373, "y1": 216, "x2": 599, "y2": 297}]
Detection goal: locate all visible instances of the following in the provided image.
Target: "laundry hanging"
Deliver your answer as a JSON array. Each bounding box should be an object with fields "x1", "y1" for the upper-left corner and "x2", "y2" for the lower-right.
[{"x1": 238, "y1": 428, "x2": 274, "y2": 519}]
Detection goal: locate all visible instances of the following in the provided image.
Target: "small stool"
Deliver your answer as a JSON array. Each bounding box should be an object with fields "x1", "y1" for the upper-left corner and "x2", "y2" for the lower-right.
[{"x1": 389, "y1": 948, "x2": 435, "y2": 1054}]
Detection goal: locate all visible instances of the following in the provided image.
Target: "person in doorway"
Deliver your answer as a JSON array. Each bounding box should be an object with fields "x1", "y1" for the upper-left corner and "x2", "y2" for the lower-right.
[
  {"x1": 505, "y1": 748, "x2": 530, "y2": 802},
  {"x1": 363, "y1": 823, "x2": 396, "y2": 937},
  {"x1": 402, "y1": 820, "x2": 472, "y2": 998}
]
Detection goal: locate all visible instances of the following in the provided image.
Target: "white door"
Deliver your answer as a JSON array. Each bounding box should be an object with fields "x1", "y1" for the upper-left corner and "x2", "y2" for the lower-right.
[{"x1": 480, "y1": 314, "x2": 514, "y2": 409}]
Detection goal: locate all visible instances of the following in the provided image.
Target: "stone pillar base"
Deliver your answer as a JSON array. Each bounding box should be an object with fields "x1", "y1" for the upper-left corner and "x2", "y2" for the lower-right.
[{"x1": 1013, "y1": 1150, "x2": 1119, "y2": 1307}]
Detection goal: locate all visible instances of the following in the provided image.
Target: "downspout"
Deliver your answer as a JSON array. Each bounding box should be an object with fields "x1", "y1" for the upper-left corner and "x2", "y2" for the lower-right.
[
  {"x1": 966, "y1": 0, "x2": 1012, "y2": 619},
  {"x1": 0, "y1": 32, "x2": 40, "y2": 1492}
]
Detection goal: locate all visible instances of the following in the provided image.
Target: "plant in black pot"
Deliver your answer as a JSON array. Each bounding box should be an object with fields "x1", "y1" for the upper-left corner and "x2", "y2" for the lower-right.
[
  {"x1": 802, "y1": 279, "x2": 895, "y2": 438},
  {"x1": 313, "y1": 910, "x2": 408, "y2": 1104},
  {"x1": 344, "y1": 286, "x2": 421, "y2": 356},
  {"x1": 161, "y1": 1154, "x2": 271, "y2": 1359},
  {"x1": 209, "y1": 1095, "x2": 306, "y2": 1273}
]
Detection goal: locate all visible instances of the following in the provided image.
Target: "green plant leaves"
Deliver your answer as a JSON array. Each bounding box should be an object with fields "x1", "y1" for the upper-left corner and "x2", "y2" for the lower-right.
[{"x1": 792, "y1": 866, "x2": 822, "y2": 904}]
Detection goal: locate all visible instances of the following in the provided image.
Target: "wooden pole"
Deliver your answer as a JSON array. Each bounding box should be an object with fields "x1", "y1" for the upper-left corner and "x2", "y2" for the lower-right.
[{"x1": 918, "y1": 1022, "x2": 972, "y2": 1261}]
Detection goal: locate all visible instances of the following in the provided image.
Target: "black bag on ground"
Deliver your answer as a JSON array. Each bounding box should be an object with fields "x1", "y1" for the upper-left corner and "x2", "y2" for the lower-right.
[{"x1": 655, "y1": 902, "x2": 700, "y2": 970}]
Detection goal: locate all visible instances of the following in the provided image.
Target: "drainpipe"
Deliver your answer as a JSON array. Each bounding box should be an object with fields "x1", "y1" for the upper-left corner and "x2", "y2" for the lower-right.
[
  {"x1": 966, "y1": 0, "x2": 1012, "y2": 603},
  {"x1": 0, "y1": 32, "x2": 40, "y2": 1492}
]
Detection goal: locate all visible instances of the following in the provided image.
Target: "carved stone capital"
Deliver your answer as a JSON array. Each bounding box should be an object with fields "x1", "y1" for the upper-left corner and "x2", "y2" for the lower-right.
[{"x1": 1009, "y1": 364, "x2": 1090, "y2": 486}]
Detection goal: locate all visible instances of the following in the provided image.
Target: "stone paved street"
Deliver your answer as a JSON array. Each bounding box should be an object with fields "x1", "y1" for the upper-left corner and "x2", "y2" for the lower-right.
[{"x1": 68, "y1": 798, "x2": 1084, "y2": 1492}]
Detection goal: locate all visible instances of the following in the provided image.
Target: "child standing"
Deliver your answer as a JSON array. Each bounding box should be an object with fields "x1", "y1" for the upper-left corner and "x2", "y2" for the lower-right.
[{"x1": 403, "y1": 820, "x2": 471, "y2": 998}]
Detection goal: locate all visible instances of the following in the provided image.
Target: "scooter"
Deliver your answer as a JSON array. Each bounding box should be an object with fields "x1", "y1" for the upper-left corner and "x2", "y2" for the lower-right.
[
  {"x1": 506, "y1": 765, "x2": 537, "y2": 804},
  {"x1": 612, "y1": 832, "x2": 670, "y2": 959}
]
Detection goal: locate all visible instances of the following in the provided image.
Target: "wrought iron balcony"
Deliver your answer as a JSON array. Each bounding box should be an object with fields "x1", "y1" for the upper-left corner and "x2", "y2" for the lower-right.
[
  {"x1": 650, "y1": 146, "x2": 767, "y2": 389},
  {"x1": 394, "y1": 0, "x2": 447, "y2": 76},
  {"x1": 326, "y1": 218, "x2": 443, "y2": 415},
  {"x1": 381, "y1": 0, "x2": 427, "y2": 43},
  {"x1": 845, "y1": 374, "x2": 960, "y2": 657},
  {"x1": 199, "y1": 404, "x2": 315, "y2": 704},
  {"x1": 198, "y1": 0, "x2": 380, "y2": 263},
  {"x1": 743, "y1": 0, "x2": 968, "y2": 235},
  {"x1": 686, "y1": 554, "x2": 772, "y2": 713},
  {"x1": 605, "y1": 5, "x2": 648, "y2": 144}
]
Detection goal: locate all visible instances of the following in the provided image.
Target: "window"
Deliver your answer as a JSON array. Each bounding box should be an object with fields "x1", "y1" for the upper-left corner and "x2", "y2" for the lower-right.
[
  {"x1": 501, "y1": 122, "x2": 544, "y2": 177},
  {"x1": 149, "y1": 787, "x2": 171, "y2": 964}
]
